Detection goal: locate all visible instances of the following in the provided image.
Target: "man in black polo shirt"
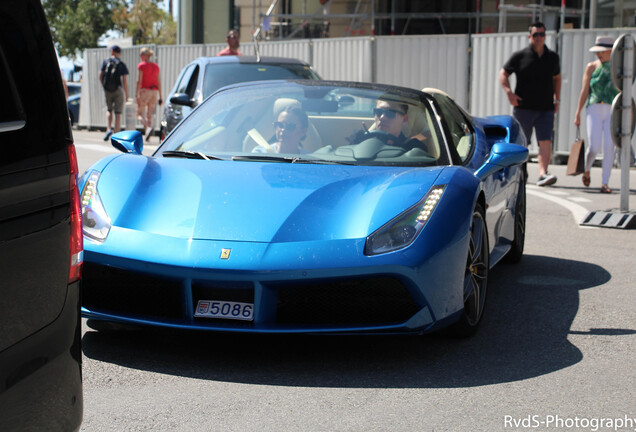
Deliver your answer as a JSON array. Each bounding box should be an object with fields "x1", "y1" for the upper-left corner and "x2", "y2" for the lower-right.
[{"x1": 499, "y1": 22, "x2": 561, "y2": 186}]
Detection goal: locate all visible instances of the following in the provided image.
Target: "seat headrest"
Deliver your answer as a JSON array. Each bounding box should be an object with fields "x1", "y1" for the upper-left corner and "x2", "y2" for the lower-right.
[{"x1": 273, "y1": 98, "x2": 302, "y2": 116}]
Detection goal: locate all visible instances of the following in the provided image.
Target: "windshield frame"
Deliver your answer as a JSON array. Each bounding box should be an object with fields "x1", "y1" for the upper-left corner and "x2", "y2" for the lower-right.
[{"x1": 156, "y1": 80, "x2": 452, "y2": 168}]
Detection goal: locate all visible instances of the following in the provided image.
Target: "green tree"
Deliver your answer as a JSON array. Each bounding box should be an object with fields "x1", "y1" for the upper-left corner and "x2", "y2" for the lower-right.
[
  {"x1": 44, "y1": 0, "x2": 176, "y2": 60},
  {"x1": 113, "y1": 0, "x2": 176, "y2": 46},
  {"x1": 44, "y1": 0, "x2": 125, "y2": 59}
]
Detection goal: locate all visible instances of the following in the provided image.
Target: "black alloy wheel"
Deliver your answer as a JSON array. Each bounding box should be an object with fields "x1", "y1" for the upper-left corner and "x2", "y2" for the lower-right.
[{"x1": 448, "y1": 203, "x2": 489, "y2": 337}]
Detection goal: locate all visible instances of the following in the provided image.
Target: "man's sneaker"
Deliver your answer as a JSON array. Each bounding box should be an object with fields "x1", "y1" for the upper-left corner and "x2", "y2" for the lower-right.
[
  {"x1": 536, "y1": 173, "x2": 557, "y2": 186},
  {"x1": 103, "y1": 130, "x2": 113, "y2": 141}
]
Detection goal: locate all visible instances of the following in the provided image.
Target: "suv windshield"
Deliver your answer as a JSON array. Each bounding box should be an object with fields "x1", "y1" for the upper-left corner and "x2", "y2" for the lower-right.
[{"x1": 203, "y1": 63, "x2": 320, "y2": 98}]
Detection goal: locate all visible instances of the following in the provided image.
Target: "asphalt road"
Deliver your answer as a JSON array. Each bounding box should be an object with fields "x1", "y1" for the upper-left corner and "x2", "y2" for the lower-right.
[{"x1": 73, "y1": 129, "x2": 636, "y2": 432}]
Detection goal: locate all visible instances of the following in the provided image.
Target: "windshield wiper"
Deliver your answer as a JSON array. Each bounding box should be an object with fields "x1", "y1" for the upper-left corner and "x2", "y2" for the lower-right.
[
  {"x1": 232, "y1": 155, "x2": 354, "y2": 165},
  {"x1": 162, "y1": 150, "x2": 222, "y2": 160},
  {"x1": 232, "y1": 155, "x2": 296, "y2": 163}
]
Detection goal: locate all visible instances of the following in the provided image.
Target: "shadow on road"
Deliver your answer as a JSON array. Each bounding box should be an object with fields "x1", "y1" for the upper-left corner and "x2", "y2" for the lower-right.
[{"x1": 82, "y1": 254, "x2": 623, "y2": 388}]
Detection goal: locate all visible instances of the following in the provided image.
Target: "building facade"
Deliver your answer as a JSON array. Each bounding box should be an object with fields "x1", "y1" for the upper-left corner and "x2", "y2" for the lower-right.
[{"x1": 178, "y1": 0, "x2": 632, "y2": 45}]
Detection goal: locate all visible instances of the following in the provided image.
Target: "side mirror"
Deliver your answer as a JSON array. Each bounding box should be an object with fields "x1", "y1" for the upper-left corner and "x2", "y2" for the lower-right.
[
  {"x1": 111, "y1": 130, "x2": 143, "y2": 155},
  {"x1": 169, "y1": 93, "x2": 195, "y2": 108},
  {"x1": 474, "y1": 142, "x2": 528, "y2": 180}
]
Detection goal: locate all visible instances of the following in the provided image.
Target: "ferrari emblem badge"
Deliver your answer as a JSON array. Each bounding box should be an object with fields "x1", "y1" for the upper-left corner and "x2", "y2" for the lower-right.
[{"x1": 220, "y1": 248, "x2": 231, "y2": 259}]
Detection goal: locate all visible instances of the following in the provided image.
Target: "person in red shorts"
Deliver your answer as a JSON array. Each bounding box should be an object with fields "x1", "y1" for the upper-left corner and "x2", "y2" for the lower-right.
[{"x1": 136, "y1": 47, "x2": 162, "y2": 141}]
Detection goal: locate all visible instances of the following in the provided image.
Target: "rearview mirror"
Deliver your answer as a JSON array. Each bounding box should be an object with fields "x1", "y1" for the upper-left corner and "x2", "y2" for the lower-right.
[
  {"x1": 336, "y1": 95, "x2": 355, "y2": 107},
  {"x1": 474, "y1": 142, "x2": 528, "y2": 180}
]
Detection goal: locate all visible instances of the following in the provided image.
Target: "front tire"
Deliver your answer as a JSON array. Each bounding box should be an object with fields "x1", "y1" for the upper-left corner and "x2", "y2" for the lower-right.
[{"x1": 448, "y1": 203, "x2": 489, "y2": 337}]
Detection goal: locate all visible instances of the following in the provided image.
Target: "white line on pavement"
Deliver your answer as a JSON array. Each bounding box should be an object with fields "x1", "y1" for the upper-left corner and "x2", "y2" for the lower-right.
[
  {"x1": 75, "y1": 143, "x2": 159, "y2": 154},
  {"x1": 527, "y1": 185, "x2": 591, "y2": 227},
  {"x1": 74, "y1": 143, "x2": 116, "y2": 153},
  {"x1": 568, "y1": 197, "x2": 592, "y2": 203}
]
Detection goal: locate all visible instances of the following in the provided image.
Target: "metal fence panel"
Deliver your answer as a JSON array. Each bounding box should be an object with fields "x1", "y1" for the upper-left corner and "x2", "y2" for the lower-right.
[
  {"x1": 249, "y1": 40, "x2": 312, "y2": 65},
  {"x1": 470, "y1": 31, "x2": 558, "y2": 117},
  {"x1": 155, "y1": 44, "x2": 209, "y2": 96},
  {"x1": 375, "y1": 35, "x2": 470, "y2": 109},
  {"x1": 312, "y1": 37, "x2": 373, "y2": 82},
  {"x1": 78, "y1": 49, "x2": 103, "y2": 129},
  {"x1": 80, "y1": 28, "x2": 636, "y2": 160},
  {"x1": 470, "y1": 31, "x2": 557, "y2": 154},
  {"x1": 81, "y1": 45, "x2": 163, "y2": 130}
]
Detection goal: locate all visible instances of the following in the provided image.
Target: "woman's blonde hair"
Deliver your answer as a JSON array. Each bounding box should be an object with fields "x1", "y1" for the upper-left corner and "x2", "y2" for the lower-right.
[{"x1": 140, "y1": 47, "x2": 154, "y2": 58}]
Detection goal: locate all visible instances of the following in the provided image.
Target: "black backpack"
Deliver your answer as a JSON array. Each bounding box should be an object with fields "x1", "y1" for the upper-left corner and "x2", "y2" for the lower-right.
[{"x1": 102, "y1": 58, "x2": 120, "y2": 92}]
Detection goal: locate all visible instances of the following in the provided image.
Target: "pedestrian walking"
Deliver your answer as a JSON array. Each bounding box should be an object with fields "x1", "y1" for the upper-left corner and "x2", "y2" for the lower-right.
[
  {"x1": 136, "y1": 47, "x2": 162, "y2": 141},
  {"x1": 499, "y1": 22, "x2": 561, "y2": 186},
  {"x1": 100, "y1": 45, "x2": 129, "y2": 141},
  {"x1": 573, "y1": 36, "x2": 619, "y2": 194},
  {"x1": 217, "y1": 29, "x2": 241, "y2": 56}
]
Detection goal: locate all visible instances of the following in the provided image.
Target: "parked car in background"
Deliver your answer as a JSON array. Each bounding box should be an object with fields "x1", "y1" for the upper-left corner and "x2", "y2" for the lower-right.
[
  {"x1": 81, "y1": 80, "x2": 527, "y2": 337},
  {"x1": 160, "y1": 56, "x2": 321, "y2": 140},
  {"x1": 67, "y1": 82, "x2": 81, "y2": 97},
  {"x1": 68, "y1": 93, "x2": 80, "y2": 125},
  {"x1": 0, "y1": 0, "x2": 83, "y2": 430}
]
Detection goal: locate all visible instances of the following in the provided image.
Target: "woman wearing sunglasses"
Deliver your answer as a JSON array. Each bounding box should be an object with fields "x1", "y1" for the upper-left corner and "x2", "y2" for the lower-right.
[{"x1": 255, "y1": 106, "x2": 309, "y2": 154}]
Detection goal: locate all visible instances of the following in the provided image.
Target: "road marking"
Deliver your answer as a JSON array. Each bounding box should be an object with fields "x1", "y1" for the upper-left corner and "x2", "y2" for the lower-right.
[
  {"x1": 527, "y1": 185, "x2": 591, "y2": 227},
  {"x1": 75, "y1": 143, "x2": 159, "y2": 154},
  {"x1": 569, "y1": 196, "x2": 592, "y2": 203},
  {"x1": 545, "y1": 190, "x2": 569, "y2": 196},
  {"x1": 75, "y1": 143, "x2": 116, "y2": 153}
]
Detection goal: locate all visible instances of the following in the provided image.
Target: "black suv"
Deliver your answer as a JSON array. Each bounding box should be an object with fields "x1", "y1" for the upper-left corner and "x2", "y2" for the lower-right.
[
  {"x1": 0, "y1": 1, "x2": 83, "y2": 430},
  {"x1": 160, "y1": 55, "x2": 321, "y2": 140}
]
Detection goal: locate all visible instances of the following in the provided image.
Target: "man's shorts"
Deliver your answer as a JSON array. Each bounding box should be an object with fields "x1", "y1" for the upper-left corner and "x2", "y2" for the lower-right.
[
  {"x1": 512, "y1": 107, "x2": 555, "y2": 144},
  {"x1": 104, "y1": 88, "x2": 125, "y2": 114}
]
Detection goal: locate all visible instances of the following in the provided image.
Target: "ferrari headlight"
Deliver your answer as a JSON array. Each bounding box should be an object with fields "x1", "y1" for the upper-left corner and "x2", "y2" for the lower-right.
[
  {"x1": 365, "y1": 185, "x2": 446, "y2": 255},
  {"x1": 80, "y1": 171, "x2": 111, "y2": 242}
]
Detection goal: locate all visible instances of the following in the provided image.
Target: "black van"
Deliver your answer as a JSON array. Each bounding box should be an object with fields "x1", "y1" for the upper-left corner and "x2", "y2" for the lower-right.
[{"x1": 0, "y1": 1, "x2": 83, "y2": 430}]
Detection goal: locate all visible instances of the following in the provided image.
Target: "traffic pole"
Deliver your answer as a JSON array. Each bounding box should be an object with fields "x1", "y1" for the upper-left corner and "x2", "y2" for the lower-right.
[{"x1": 620, "y1": 35, "x2": 633, "y2": 212}]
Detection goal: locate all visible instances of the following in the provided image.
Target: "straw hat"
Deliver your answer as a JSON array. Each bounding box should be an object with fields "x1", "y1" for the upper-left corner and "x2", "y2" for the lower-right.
[{"x1": 589, "y1": 36, "x2": 614, "y2": 52}]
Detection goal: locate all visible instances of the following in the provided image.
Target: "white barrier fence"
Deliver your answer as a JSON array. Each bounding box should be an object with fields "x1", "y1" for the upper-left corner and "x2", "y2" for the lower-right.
[{"x1": 79, "y1": 28, "x2": 636, "y2": 159}]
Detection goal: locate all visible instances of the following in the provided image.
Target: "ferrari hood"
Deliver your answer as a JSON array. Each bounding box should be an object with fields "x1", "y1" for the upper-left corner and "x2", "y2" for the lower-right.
[{"x1": 93, "y1": 155, "x2": 443, "y2": 242}]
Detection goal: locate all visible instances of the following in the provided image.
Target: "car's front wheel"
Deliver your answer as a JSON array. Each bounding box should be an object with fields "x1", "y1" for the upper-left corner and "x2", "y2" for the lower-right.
[{"x1": 448, "y1": 203, "x2": 489, "y2": 337}]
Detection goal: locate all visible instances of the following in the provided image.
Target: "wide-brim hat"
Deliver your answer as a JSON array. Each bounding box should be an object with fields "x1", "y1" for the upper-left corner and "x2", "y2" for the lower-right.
[{"x1": 589, "y1": 36, "x2": 614, "y2": 52}]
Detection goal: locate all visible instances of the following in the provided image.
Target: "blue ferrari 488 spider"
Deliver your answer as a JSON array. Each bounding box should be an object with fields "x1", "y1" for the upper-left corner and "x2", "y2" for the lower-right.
[{"x1": 80, "y1": 80, "x2": 528, "y2": 336}]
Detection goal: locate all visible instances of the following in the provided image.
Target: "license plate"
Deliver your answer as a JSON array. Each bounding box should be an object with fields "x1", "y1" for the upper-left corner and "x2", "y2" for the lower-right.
[{"x1": 195, "y1": 300, "x2": 254, "y2": 321}]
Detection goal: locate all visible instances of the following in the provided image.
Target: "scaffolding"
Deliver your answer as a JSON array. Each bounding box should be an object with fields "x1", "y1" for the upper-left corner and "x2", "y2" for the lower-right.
[{"x1": 251, "y1": 0, "x2": 588, "y2": 41}]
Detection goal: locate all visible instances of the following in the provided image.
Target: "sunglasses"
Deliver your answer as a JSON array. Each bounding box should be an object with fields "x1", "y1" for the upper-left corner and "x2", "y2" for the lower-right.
[
  {"x1": 273, "y1": 121, "x2": 297, "y2": 131},
  {"x1": 373, "y1": 107, "x2": 405, "y2": 119},
  {"x1": 531, "y1": 32, "x2": 546, "y2": 38}
]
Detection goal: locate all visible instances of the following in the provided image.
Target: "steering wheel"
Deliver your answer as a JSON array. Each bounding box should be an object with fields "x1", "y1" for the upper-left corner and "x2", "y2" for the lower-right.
[
  {"x1": 351, "y1": 130, "x2": 406, "y2": 161},
  {"x1": 359, "y1": 130, "x2": 402, "y2": 146}
]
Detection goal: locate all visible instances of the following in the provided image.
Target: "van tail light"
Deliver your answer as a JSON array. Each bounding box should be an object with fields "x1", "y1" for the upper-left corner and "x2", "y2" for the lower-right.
[{"x1": 67, "y1": 142, "x2": 83, "y2": 283}]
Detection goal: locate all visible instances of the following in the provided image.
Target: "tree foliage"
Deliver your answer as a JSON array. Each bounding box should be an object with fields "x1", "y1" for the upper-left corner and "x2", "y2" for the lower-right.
[
  {"x1": 44, "y1": 0, "x2": 176, "y2": 60},
  {"x1": 44, "y1": 0, "x2": 123, "y2": 59},
  {"x1": 113, "y1": 0, "x2": 177, "y2": 46}
]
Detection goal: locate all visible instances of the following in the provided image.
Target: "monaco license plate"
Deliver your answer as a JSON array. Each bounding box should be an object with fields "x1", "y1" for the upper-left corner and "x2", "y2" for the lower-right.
[{"x1": 195, "y1": 300, "x2": 254, "y2": 321}]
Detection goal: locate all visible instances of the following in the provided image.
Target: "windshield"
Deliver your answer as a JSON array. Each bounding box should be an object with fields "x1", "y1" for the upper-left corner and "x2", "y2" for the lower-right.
[
  {"x1": 158, "y1": 81, "x2": 449, "y2": 167},
  {"x1": 203, "y1": 63, "x2": 320, "y2": 99}
]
